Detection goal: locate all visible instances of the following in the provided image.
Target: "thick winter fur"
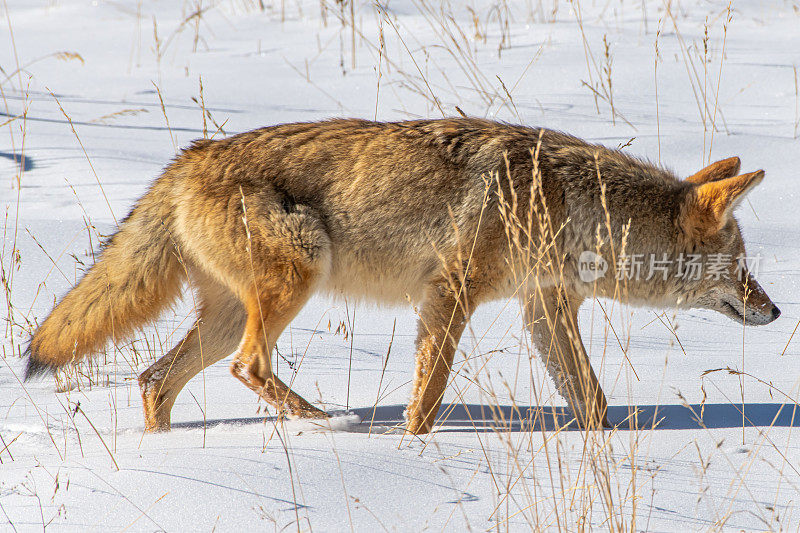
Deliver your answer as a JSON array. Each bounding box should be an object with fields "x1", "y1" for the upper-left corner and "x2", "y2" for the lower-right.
[
  {"x1": 26, "y1": 119, "x2": 780, "y2": 433},
  {"x1": 25, "y1": 188, "x2": 185, "y2": 377}
]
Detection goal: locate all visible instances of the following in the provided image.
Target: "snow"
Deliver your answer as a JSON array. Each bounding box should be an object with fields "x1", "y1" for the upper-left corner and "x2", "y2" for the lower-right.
[{"x1": 1, "y1": 0, "x2": 799, "y2": 530}]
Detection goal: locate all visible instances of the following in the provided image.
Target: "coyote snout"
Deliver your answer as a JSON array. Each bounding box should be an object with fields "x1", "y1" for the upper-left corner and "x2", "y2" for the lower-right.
[
  {"x1": 24, "y1": 119, "x2": 780, "y2": 434},
  {"x1": 706, "y1": 275, "x2": 781, "y2": 326}
]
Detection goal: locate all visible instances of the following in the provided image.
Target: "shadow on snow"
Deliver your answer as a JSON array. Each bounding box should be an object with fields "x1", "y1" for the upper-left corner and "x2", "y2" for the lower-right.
[{"x1": 171, "y1": 402, "x2": 799, "y2": 433}]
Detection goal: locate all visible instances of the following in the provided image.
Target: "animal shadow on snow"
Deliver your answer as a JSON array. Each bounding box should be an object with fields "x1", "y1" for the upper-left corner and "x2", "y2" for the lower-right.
[
  {"x1": 348, "y1": 403, "x2": 800, "y2": 433},
  {"x1": 171, "y1": 402, "x2": 799, "y2": 433}
]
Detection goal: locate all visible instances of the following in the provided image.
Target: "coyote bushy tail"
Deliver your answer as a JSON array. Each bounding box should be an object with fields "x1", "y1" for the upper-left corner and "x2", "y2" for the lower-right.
[{"x1": 25, "y1": 188, "x2": 184, "y2": 378}]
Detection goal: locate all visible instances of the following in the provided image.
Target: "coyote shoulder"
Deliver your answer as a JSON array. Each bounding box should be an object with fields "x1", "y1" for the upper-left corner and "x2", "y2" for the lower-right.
[{"x1": 26, "y1": 118, "x2": 779, "y2": 433}]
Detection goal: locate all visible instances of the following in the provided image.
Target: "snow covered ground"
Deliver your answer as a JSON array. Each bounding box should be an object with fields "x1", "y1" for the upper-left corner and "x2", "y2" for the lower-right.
[{"x1": 1, "y1": 0, "x2": 799, "y2": 530}]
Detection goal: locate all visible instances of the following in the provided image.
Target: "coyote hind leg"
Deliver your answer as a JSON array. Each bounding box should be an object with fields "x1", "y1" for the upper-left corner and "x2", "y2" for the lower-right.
[
  {"x1": 230, "y1": 265, "x2": 327, "y2": 419},
  {"x1": 139, "y1": 271, "x2": 246, "y2": 432},
  {"x1": 227, "y1": 197, "x2": 331, "y2": 419}
]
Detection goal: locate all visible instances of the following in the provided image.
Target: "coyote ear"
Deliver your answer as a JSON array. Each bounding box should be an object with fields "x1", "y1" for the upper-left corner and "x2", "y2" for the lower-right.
[
  {"x1": 685, "y1": 157, "x2": 741, "y2": 184},
  {"x1": 683, "y1": 170, "x2": 764, "y2": 236}
]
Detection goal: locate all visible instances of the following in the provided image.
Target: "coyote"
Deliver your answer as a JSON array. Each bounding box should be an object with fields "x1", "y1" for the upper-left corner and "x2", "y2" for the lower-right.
[{"x1": 25, "y1": 119, "x2": 780, "y2": 433}]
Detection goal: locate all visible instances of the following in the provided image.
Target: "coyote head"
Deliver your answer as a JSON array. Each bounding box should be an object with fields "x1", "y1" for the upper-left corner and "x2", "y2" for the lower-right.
[
  {"x1": 576, "y1": 156, "x2": 781, "y2": 326},
  {"x1": 679, "y1": 157, "x2": 780, "y2": 326}
]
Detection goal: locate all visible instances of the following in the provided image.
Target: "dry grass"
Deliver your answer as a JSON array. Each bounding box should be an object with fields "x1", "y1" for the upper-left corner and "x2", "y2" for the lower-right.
[{"x1": 1, "y1": 0, "x2": 798, "y2": 531}]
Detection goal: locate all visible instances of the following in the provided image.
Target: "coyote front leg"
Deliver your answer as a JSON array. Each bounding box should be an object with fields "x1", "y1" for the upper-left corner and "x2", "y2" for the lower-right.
[
  {"x1": 525, "y1": 287, "x2": 609, "y2": 429},
  {"x1": 405, "y1": 281, "x2": 474, "y2": 435}
]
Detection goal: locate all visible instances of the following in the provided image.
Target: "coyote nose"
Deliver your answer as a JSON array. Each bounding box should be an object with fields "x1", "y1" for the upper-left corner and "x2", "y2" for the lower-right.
[{"x1": 772, "y1": 306, "x2": 781, "y2": 320}]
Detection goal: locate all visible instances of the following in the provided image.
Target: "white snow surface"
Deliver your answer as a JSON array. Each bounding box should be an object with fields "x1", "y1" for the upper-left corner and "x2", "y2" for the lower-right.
[{"x1": 1, "y1": 0, "x2": 799, "y2": 531}]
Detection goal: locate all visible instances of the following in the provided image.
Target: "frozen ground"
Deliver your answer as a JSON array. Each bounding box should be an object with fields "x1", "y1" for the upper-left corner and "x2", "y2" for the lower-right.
[{"x1": 1, "y1": 0, "x2": 799, "y2": 530}]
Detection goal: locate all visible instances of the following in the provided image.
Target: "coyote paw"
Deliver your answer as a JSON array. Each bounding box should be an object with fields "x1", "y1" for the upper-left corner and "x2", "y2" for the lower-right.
[
  {"x1": 404, "y1": 405, "x2": 435, "y2": 435},
  {"x1": 287, "y1": 401, "x2": 329, "y2": 420}
]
